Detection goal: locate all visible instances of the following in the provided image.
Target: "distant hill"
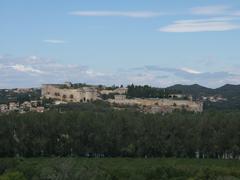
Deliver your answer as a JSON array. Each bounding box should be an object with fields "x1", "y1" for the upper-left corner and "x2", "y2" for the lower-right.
[
  {"x1": 167, "y1": 84, "x2": 214, "y2": 97},
  {"x1": 167, "y1": 84, "x2": 240, "y2": 110},
  {"x1": 215, "y1": 84, "x2": 240, "y2": 99},
  {"x1": 167, "y1": 84, "x2": 240, "y2": 98}
]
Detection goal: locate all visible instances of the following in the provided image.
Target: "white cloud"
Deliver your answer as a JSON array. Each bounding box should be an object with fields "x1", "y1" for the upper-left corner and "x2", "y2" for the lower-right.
[
  {"x1": 43, "y1": 39, "x2": 65, "y2": 44},
  {"x1": 159, "y1": 18, "x2": 240, "y2": 32},
  {"x1": 11, "y1": 64, "x2": 45, "y2": 74},
  {"x1": 180, "y1": 68, "x2": 202, "y2": 74},
  {"x1": 69, "y1": 11, "x2": 164, "y2": 18},
  {"x1": 176, "y1": 17, "x2": 236, "y2": 23},
  {"x1": 191, "y1": 5, "x2": 231, "y2": 15}
]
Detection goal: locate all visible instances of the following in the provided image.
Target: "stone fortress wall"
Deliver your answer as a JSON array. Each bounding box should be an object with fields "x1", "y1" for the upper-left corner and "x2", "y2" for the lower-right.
[
  {"x1": 41, "y1": 84, "x2": 98, "y2": 102},
  {"x1": 108, "y1": 95, "x2": 203, "y2": 113}
]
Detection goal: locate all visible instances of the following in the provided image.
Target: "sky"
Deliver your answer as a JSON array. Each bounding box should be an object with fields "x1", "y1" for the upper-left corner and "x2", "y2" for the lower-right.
[{"x1": 1, "y1": 0, "x2": 240, "y2": 88}]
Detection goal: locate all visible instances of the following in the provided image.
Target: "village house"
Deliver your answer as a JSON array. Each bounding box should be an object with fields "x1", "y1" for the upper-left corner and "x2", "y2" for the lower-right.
[
  {"x1": 20, "y1": 101, "x2": 32, "y2": 111},
  {"x1": 168, "y1": 94, "x2": 184, "y2": 99},
  {"x1": 0, "y1": 104, "x2": 8, "y2": 113},
  {"x1": 30, "y1": 106, "x2": 45, "y2": 113},
  {"x1": 114, "y1": 95, "x2": 127, "y2": 101},
  {"x1": 9, "y1": 102, "x2": 19, "y2": 111},
  {"x1": 30, "y1": 100, "x2": 39, "y2": 107}
]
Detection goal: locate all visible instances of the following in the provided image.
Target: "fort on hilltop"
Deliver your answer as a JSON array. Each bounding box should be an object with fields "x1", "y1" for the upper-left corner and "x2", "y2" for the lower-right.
[
  {"x1": 41, "y1": 82, "x2": 203, "y2": 113},
  {"x1": 41, "y1": 82, "x2": 98, "y2": 103}
]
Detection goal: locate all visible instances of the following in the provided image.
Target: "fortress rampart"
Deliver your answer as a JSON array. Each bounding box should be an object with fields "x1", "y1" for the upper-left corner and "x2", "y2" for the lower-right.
[
  {"x1": 108, "y1": 98, "x2": 203, "y2": 113},
  {"x1": 41, "y1": 84, "x2": 98, "y2": 102}
]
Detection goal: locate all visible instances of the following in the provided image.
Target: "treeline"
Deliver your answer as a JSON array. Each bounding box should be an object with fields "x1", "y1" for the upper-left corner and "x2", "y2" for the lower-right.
[
  {"x1": 0, "y1": 108, "x2": 239, "y2": 158},
  {"x1": 127, "y1": 84, "x2": 181, "y2": 98}
]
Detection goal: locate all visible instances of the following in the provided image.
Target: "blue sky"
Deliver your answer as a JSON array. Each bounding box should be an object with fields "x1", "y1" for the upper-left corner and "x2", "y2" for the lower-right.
[{"x1": 1, "y1": 0, "x2": 240, "y2": 88}]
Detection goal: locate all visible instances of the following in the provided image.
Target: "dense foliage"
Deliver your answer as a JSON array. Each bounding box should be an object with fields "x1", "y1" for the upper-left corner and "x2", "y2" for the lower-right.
[
  {"x1": 0, "y1": 105, "x2": 239, "y2": 159},
  {"x1": 127, "y1": 84, "x2": 181, "y2": 98},
  {"x1": 0, "y1": 158, "x2": 240, "y2": 180}
]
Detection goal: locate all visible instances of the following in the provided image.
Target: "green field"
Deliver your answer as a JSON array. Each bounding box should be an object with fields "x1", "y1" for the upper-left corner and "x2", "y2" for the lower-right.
[{"x1": 0, "y1": 158, "x2": 240, "y2": 180}]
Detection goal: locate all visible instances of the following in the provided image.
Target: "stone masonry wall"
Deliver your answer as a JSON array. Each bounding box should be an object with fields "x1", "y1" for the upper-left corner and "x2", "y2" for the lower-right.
[
  {"x1": 41, "y1": 84, "x2": 98, "y2": 102},
  {"x1": 108, "y1": 98, "x2": 203, "y2": 113}
]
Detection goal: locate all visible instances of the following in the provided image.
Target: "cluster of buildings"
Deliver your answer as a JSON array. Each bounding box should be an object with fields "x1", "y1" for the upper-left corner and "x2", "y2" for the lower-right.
[
  {"x1": 0, "y1": 101, "x2": 44, "y2": 114},
  {"x1": 13, "y1": 88, "x2": 36, "y2": 94},
  {"x1": 41, "y1": 82, "x2": 203, "y2": 113},
  {"x1": 200, "y1": 95, "x2": 227, "y2": 102}
]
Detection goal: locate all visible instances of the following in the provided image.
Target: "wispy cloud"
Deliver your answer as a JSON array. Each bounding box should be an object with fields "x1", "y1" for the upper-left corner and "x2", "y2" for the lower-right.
[
  {"x1": 191, "y1": 5, "x2": 240, "y2": 17},
  {"x1": 191, "y1": 5, "x2": 231, "y2": 15},
  {"x1": 69, "y1": 11, "x2": 164, "y2": 18},
  {"x1": 68, "y1": 6, "x2": 240, "y2": 34},
  {"x1": 11, "y1": 64, "x2": 45, "y2": 74},
  {"x1": 43, "y1": 39, "x2": 65, "y2": 44},
  {"x1": 180, "y1": 68, "x2": 202, "y2": 74},
  {"x1": 143, "y1": 66, "x2": 203, "y2": 76},
  {"x1": 159, "y1": 18, "x2": 240, "y2": 32}
]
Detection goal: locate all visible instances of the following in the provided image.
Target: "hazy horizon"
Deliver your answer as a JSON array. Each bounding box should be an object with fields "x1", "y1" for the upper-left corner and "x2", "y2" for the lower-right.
[{"x1": 1, "y1": 81, "x2": 239, "y2": 90}]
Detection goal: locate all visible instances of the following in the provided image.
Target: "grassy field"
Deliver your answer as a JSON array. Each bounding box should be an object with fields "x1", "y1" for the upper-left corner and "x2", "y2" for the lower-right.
[{"x1": 0, "y1": 158, "x2": 240, "y2": 180}]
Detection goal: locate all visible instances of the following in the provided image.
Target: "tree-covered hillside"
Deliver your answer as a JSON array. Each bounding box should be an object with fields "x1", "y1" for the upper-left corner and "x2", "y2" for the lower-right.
[
  {"x1": 166, "y1": 84, "x2": 213, "y2": 97},
  {"x1": 167, "y1": 84, "x2": 240, "y2": 100}
]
